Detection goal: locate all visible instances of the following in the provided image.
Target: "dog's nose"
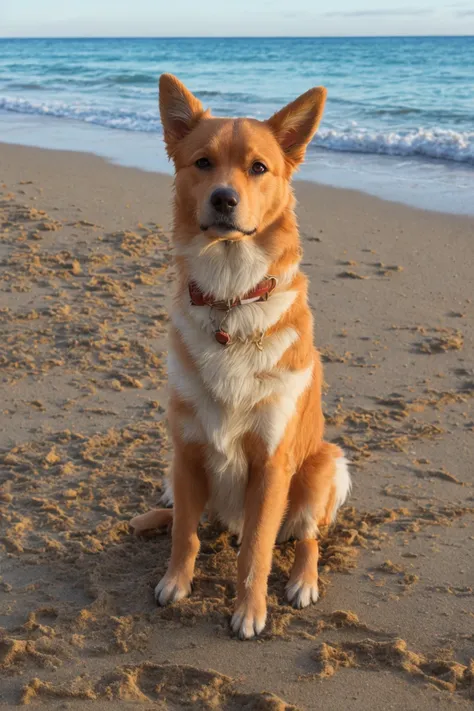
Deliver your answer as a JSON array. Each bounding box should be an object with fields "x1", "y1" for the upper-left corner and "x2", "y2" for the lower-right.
[{"x1": 210, "y1": 188, "x2": 239, "y2": 214}]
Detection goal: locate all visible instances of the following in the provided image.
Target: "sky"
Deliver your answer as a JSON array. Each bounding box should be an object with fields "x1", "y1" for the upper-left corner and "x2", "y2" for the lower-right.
[{"x1": 1, "y1": 0, "x2": 474, "y2": 37}]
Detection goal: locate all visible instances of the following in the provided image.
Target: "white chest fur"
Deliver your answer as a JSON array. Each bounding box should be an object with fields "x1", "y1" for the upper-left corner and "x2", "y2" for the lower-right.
[{"x1": 168, "y1": 241, "x2": 312, "y2": 533}]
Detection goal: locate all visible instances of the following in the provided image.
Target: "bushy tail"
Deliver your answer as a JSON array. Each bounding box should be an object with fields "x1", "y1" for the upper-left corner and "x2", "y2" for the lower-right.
[{"x1": 330, "y1": 447, "x2": 352, "y2": 523}]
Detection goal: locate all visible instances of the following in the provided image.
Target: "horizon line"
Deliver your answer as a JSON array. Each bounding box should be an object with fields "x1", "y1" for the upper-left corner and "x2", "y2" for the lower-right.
[{"x1": 1, "y1": 34, "x2": 473, "y2": 40}]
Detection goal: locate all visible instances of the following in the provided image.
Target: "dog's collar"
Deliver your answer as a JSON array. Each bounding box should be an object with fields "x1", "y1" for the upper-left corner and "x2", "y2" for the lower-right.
[
  {"x1": 188, "y1": 275, "x2": 278, "y2": 346},
  {"x1": 188, "y1": 275, "x2": 277, "y2": 310}
]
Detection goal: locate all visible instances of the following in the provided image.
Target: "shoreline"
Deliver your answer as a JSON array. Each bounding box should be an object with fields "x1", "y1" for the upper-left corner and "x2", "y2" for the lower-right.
[
  {"x1": 1, "y1": 140, "x2": 473, "y2": 710},
  {"x1": 2, "y1": 136, "x2": 474, "y2": 222},
  {"x1": 1, "y1": 113, "x2": 474, "y2": 217}
]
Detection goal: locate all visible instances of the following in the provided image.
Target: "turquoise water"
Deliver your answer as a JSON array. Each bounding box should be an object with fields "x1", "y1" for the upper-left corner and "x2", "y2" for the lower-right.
[{"x1": 1, "y1": 37, "x2": 473, "y2": 211}]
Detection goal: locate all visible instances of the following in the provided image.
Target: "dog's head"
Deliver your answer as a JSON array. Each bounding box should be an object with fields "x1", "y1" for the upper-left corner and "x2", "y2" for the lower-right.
[{"x1": 159, "y1": 74, "x2": 326, "y2": 244}]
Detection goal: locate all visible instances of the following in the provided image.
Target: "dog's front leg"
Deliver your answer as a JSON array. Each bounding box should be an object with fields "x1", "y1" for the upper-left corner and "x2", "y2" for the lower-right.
[
  {"x1": 155, "y1": 443, "x2": 208, "y2": 606},
  {"x1": 231, "y1": 456, "x2": 291, "y2": 639}
]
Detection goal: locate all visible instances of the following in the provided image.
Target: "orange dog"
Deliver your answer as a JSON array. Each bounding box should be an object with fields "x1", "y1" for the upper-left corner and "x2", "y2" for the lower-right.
[{"x1": 131, "y1": 74, "x2": 351, "y2": 639}]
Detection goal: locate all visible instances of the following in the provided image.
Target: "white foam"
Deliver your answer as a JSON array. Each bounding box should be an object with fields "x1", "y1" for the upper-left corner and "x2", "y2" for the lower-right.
[
  {"x1": 315, "y1": 126, "x2": 474, "y2": 165},
  {"x1": 1, "y1": 94, "x2": 473, "y2": 166},
  {"x1": 0, "y1": 95, "x2": 162, "y2": 133}
]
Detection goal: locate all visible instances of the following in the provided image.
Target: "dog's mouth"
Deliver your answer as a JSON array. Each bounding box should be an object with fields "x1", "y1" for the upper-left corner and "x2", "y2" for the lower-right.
[{"x1": 200, "y1": 221, "x2": 257, "y2": 237}]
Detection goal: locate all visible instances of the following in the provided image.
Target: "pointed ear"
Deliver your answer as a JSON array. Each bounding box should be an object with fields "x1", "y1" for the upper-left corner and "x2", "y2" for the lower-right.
[
  {"x1": 159, "y1": 74, "x2": 206, "y2": 157},
  {"x1": 267, "y1": 87, "x2": 327, "y2": 166}
]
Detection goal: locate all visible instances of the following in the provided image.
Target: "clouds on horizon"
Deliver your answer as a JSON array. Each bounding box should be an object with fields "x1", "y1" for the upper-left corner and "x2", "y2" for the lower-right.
[
  {"x1": 323, "y1": 7, "x2": 435, "y2": 18},
  {"x1": 1, "y1": 0, "x2": 473, "y2": 37}
]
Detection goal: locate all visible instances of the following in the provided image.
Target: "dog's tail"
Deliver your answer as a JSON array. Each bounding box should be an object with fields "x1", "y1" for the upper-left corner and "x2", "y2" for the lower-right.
[
  {"x1": 130, "y1": 508, "x2": 173, "y2": 535},
  {"x1": 328, "y1": 446, "x2": 352, "y2": 524}
]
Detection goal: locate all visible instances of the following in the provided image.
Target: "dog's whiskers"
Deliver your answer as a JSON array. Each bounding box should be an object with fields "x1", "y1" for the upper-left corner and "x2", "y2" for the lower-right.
[{"x1": 199, "y1": 237, "x2": 235, "y2": 256}]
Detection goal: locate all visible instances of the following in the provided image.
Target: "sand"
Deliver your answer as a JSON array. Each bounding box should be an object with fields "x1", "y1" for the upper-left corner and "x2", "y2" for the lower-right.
[{"x1": 0, "y1": 141, "x2": 473, "y2": 710}]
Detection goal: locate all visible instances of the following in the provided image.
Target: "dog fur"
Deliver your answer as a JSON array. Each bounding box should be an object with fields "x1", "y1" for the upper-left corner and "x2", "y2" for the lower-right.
[{"x1": 130, "y1": 74, "x2": 351, "y2": 639}]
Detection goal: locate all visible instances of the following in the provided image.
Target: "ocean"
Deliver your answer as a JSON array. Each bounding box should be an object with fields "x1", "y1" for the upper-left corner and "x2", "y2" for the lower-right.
[{"x1": 1, "y1": 36, "x2": 473, "y2": 213}]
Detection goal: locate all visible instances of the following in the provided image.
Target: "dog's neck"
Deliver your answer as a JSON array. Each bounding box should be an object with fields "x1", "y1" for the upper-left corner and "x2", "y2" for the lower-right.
[{"x1": 173, "y1": 205, "x2": 301, "y2": 303}]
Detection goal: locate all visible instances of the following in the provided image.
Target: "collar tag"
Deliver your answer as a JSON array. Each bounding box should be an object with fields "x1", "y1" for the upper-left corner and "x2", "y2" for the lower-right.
[{"x1": 215, "y1": 330, "x2": 231, "y2": 345}]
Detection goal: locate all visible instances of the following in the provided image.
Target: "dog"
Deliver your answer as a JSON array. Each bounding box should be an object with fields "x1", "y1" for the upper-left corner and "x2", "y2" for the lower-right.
[{"x1": 130, "y1": 74, "x2": 351, "y2": 639}]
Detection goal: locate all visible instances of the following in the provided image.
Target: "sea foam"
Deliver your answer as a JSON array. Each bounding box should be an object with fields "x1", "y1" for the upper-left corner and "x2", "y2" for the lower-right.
[{"x1": 1, "y1": 95, "x2": 473, "y2": 166}]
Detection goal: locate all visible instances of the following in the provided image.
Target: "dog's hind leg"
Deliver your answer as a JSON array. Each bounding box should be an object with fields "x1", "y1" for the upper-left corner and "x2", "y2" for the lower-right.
[
  {"x1": 129, "y1": 475, "x2": 175, "y2": 534},
  {"x1": 286, "y1": 539, "x2": 320, "y2": 608},
  {"x1": 130, "y1": 508, "x2": 173, "y2": 535},
  {"x1": 281, "y1": 443, "x2": 351, "y2": 608}
]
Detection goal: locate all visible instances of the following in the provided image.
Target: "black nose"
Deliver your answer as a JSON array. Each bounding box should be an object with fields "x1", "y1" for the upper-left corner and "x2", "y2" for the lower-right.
[{"x1": 210, "y1": 187, "x2": 239, "y2": 215}]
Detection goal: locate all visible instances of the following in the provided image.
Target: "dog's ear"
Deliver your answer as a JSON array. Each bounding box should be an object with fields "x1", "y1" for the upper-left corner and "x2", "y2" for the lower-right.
[
  {"x1": 267, "y1": 87, "x2": 327, "y2": 167},
  {"x1": 159, "y1": 74, "x2": 206, "y2": 157}
]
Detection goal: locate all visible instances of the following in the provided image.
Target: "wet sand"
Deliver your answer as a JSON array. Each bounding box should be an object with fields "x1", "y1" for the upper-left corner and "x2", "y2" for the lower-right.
[{"x1": 1, "y1": 141, "x2": 473, "y2": 709}]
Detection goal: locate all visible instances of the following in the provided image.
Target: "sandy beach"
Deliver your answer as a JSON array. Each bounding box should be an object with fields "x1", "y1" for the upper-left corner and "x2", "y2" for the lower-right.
[{"x1": 1, "y1": 141, "x2": 473, "y2": 709}]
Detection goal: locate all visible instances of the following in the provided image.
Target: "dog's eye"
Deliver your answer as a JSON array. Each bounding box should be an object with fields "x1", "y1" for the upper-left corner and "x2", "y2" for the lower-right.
[
  {"x1": 250, "y1": 161, "x2": 267, "y2": 175},
  {"x1": 195, "y1": 157, "x2": 212, "y2": 170}
]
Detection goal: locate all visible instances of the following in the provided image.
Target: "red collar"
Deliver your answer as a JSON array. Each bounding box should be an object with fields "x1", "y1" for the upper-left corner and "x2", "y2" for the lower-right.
[
  {"x1": 188, "y1": 276, "x2": 278, "y2": 346},
  {"x1": 188, "y1": 276, "x2": 277, "y2": 310}
]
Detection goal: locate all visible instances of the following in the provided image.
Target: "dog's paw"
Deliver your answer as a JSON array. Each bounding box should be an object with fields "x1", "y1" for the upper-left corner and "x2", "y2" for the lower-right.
[
  {"x1": 231, "y1": 597, "x2": 267, "y2": 640},
  {"x1": 155, "y1": 571, "x2": 192, "y2": 606},
  {"x1": 285, "y1": 578, "x2": 319, "y2": 609}
]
